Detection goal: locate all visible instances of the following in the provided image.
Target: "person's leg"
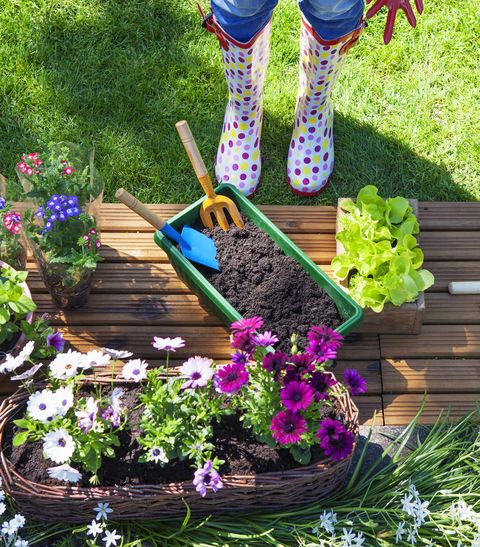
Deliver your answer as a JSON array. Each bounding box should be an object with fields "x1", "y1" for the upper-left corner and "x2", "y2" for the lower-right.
[
  {"x1": 287, "y1": 0, "x2": 365, "y2": 196},
  {"x1": 204, "y1": 0, "x2": 278, "y2": 196},
  {"x1": 211, "y1": 0, "x2": 278, "y2": 42}
]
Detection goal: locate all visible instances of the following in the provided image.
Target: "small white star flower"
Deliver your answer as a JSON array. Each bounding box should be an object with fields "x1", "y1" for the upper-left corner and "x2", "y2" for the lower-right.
[
  {"x1": 47, "y1": 464, "x2": 82, "y2": 483},
  {"x1": 43, "y1": 428, "x2": 75, "y2": 464},
  {"x1": 94, "y1": 502, "x2": 113, "y2": 521},
  {"x1": 87, "y1": 519, "x2": 105, "y2": 536},
  {"x1": 12, "y1": 514, "x2": 25, "y2": 528},
  {"x1": 0, "y1": 489, "x2": 4, "y2": 501},
  {"x1": 102, "y1": 529, "x2": 122, "y2": 547},
  {"x1": 396, "y1": 522, "x2": 406, "y2": 544},
  {"x1": 14, "y1": 540, "x2": 29, "y2": 547},
  {"x1": 406, "y1": 526, "x2": 417, "y2": 545},
  {"x1": 340, "y1": 528, "x2": 357, "y2": 547},
  {"x1": 0, "y1": 502, "x2": 5, "y2": 515},
  {"x1": 1, "y1": 518, "x2": 19, "y2": 535},
  {"x1": 318, "y1": 510, "x2": 337, "y2": 534}
]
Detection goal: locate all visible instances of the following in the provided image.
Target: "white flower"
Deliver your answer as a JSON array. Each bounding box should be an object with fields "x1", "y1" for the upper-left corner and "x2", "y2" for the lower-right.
[
  {"x1": 1, "y1": 517, "x2": 19, "y2": 535},
  {"x1": 0, "y1": 341, "x2": 34, "y2": 373},
  {"x1": 110, "y1": 387, "x2": 124, "y2": 415},
  {"x1": 149, "y1": 447, "x2": 168, "y2": 464},
  {"x1": 413, "y1": 499, "x2": 430, "y2": 525},
  {"x1": 396, "y1": 522, "x2": 406, "y2": 544},
  {"x1": 81, "y1": 350, "x2": 111, "y2": 370},
  {"x1": 451, "y1": 499, "x2": 477, "y2": 523},
  {"x1": 406, "y1": 526, "x2": 417, "y2": 545},
  {"x1": 15, "y1": 540, "x2": 29, "y2": 547},
  {"x1": 102, "y1": 529, "x2": 122, "y2": 547},
  {"x1": 87, "y1": 519, "x2": 105, "y2": 536},
  {"x1": 43, "y1": 428, "x2": 75, "y2": 463},
  {"x1": 94, "y1": 502, "x2": 113, "y2": 521},
  {"x1": 340, "y1": 528, "x2": 357, "y2": 547},
  {"x1": 152, "y1": 336, "x2": 185, "y2": 352},
  {"x1": 0, "y1": 489, "x2": 4, "y2": 501},
  {"x1": 47, "y1": 464, "x2": 82, "y2": 483},
  {"x1": 122, "y1": 359, "x2": 148, "y2": 382},
  {"x1": 75, "y1": 397, "x2": 99, "y2": 433},
  {"x1": 0, "y1": 502, "x2": 5, "y2": 515},
  {"x1": 408, "y1": 482, "x2": 419, "y2": 497},
  {"x1": 53, "y1": 386, "x2": 74, "y2": 416},
  {"x1": 11, "y1": 362, "x2": 44, "y2": 381},
  {"x1": 49, "y1": 350, "x2": 82, "y2": 379},
  {"x1": 27, "y1": 389, "x2": 59, "y2": 423},
  {"x1": 318, "y1": 510, "x2": 337, "y2": 535},
  {"x1": 12, "y1": 514, "x2": 25, "y2": 529},
  {"x1": 401, "y1": 493, "x2": 416, "y2": 516},
  {"x1": 102, "y1": 348, "x2": 133, "y2": 360}
]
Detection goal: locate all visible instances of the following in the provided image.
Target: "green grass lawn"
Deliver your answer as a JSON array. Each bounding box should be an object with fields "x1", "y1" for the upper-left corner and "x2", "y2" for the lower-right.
[{"x1": 0, "y1": 0, "x2": 478, "y2": 205}]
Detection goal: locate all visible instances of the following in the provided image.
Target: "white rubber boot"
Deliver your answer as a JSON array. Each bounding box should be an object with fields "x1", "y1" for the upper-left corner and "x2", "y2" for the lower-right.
[
  {"x1": 288, "y1": 17, "x2": 364, "y2": 196},
  {"x1": 204, "y1": 13, "x2": 272, "y2": 197}
]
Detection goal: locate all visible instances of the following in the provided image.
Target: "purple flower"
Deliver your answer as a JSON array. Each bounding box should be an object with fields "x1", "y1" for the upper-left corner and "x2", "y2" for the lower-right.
[
  {"x1": 0, "y1": 197, "x2": 6, "y2": 210},
  {"x1": 231, "y1": 330, "x2": 256, "y2": 355},
  {"x1": 270, "y1": 410, "x2": 307, "y2": 445},
  {"x1": 305, "y1": 339, "x2": 338, "y2": 363},
  {"x1": 230, "y1": 351, "x2": 250, "y2": 366},
  {"x1": 280, "y1": 381, "x2": 314, "y2": 412},
  {"x1": 316, "y1": 418, "x2": 354, "y2": 461},
  {"x1": 262, "y1": 350, "x2": 289, "y2": 380},
  {"x1": 230, "y1": 316, "x2": 264, "y2": 333},
  {"x1": 284, "y1": 353, "x2": 315, "y2": 383},
  {"x1": 35, "y1": 205, "x2": 45, "y2": 218},
  {"x1": 216, "y1": 363, "x2": 249, "y2": 393},
  {"x1": 101, "y1": 405, "x2": 120, "y2": 427},
  {"x1": 75, "y1": 397, "x2": 98, "y2": 434},
  {"x1": 46, "y1": 331, "x2": 65, "y2": 352},
  {"x1": 252, "y1": 330, "x2": 279, "y2": 347},
  {"x1": 179, "y1": 357, "x2": 214, "y2": 389},
  {"x1": 309, "y1": 371, "x2": 337, "y2": 401},
  {"x1": 307, "y1": 326, "x2": 343, "y2": 350},
  {"x1": 193, "y1": 460, "x2": 223, "y2": 497},
  {"x1": 343, "y1": 368, "x2": 367, "y2": 396}
]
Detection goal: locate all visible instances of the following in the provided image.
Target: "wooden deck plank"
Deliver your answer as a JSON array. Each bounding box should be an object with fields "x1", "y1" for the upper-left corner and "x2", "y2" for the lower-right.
[
  {"x1": 383, "y1": 394, "x2": 480, "y2": 425},
  {"x1": 419, "y1": 202, "x2": 480, "y2": 231},
  {"x1": 424, "y1": 262, "x2": 480, "y2": 293},
  {"x1": 420, "y1": 232, "x2": 480, "y2": 261},
  {"x1": 424, "y1": 294, "x2": 480, "y2": 324},
  {"x1": 380, "y1": 325, "x2": 480, "y2": 359},
  {"x1": 355, "y1": 397, "x2": 384, "y2": 426},
  {"x1": 382, "y1": 359, "x2": 480, "y2": 394}
]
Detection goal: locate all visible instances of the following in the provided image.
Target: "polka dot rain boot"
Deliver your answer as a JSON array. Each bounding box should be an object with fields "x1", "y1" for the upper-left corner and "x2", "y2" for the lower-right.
[
  {"x1": 202, "y1": 11, "x2": 271, "y2": 197},
  {"x1": 287, "y1": 16, "x2": 364, "y2": 196}
]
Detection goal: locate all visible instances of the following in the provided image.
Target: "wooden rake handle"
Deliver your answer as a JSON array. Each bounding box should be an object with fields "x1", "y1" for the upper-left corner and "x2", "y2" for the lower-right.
[
  {"x1": 115, "y1": 188, "x2": 166, "y2": 231},
  {"x1": 176, "y1": 120, "x2": 216, "y2": 200}
]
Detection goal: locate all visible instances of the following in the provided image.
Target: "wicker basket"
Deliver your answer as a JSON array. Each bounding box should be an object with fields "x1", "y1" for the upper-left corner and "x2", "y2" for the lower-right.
[{"x1": 0, "y1": 377, "x2": 359, "y2": 523}]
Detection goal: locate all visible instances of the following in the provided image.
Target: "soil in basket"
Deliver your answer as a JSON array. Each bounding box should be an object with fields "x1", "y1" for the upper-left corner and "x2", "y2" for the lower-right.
[
  {"x1": 199, "y1": 218, "x2": 342, "y2": 351},
  {"x1": 3, "y1": 384, "x2": 342, "y2": 487}
]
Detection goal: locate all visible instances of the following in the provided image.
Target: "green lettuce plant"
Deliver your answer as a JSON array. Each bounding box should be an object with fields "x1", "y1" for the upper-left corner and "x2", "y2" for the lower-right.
[{"x1": 332, "y1": 185, "x2": 435, "y2": 312}]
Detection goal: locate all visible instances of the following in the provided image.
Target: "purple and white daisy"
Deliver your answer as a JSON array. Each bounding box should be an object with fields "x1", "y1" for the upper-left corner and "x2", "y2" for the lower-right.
[
  {"x1": 180, "y1": 356, "x2": 214, "y2": 389},
  {"x1": 80, "y1": 350, "x2": 111, "y2": 370},
  {"x1": 230, "y1": 316, "x2": 263, "y2": 333},
  {"x1": 122, "y1": 359, "x2": 149, "y2": 382},
  {"x1": 76, "y1": 397, "x2": 99, "y2": 433},
  {"x1": 102, "y1": 348, "x2": 133, "y2": 360},
  {"x1": 152, "y1": 336, "x2": 185, "y2": 352},
  {"x1": 316, "y1": 418, "x2": 355, "y2": 461},
  {"x1": 252, "y1": 330, "x2": 279, "y2": 347},
  {"x1": 193, "y1": 460, "x2": 223, "y2": 497},
  {"x1": 343, "y1": 368, "x2": 367, "y2": 396},
  {"x1": 230, "y1": 351, "x2": 250, "y2": 366},
  {"x1": 46, "y1": 331, "x2": 65, "y2": 352},
  {"x1": 270, "y1": 410, "x2": 307, "y2": 445},
  {"x1": 47, "y1": 464, "x2": 82, "y2": 483},
  {"x1": 216, "y1": 363, "x2": 249, "y2": 394},
  {"x1": 43, "y1": 428, "x2": 75, "y2": 463},
  {"x1": 280, "y1": 381, "x2": 314, "y2": 412}
]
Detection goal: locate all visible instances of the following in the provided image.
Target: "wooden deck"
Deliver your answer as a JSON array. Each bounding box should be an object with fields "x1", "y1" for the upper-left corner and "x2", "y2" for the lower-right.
[{"x1": 4, "y1": 202, "x2": 480, "y2": 425}]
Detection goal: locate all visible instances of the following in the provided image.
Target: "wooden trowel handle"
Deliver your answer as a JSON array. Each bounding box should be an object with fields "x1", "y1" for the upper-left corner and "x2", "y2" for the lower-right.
[
  {"x1": 115, "y1": 188, "x2": 166, "y2": 231},
  {"x1": 175, "y1": 120, "x2": 216, "y2": 199}
]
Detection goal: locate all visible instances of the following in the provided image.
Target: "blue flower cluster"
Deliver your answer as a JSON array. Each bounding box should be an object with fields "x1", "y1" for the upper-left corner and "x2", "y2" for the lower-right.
[
  {"x1": 0, "y1": 196, "x2": 6, "y2": 210},
  {"x1": 41, "y1": 194, "x2": 81, "y2": 233}
]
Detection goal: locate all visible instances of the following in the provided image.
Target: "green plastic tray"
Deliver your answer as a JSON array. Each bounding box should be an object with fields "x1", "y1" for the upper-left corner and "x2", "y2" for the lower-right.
[{"x1": 154, "y1": 184, "x2": 363, "y2": 337}]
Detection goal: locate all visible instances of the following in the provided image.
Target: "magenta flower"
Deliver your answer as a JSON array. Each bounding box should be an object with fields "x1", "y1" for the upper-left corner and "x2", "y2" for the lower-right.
[
  {"x1": 280, "y1": 381, "x2": 314, "y2": 412},
  {"x1": 193, "y1": 460, "x2": 223, "y2": 497},
  {"x1": 307, "y1": 326, "x2": 343, "y2": 350},
  {"x1": 3, "y1": 212, "x2": 22, "y2": 235},
  {"x1": 262, "y1": 350, "x2": 289, "y2": 380},
  {"x1": 284, "y1": 353, "x2": 315, "y2": 383},
  {"x1": 305, "y1": 339, "x2": 338, "y2": 362},
  {"x1": 217, "y1": 363, "x2": 249, "y2": 393},
  {"x1": 152, "y1": 336, "x2": 185, "y2": 352},
  {"x1": 63, "y1": 166, "x2": 74, "y2": 175},
  {"x1": 270, "y1": 410, "x2": 307, "y2": 445},
  {"x1": 230, "y1": 316, "x2": 264, "y2": 333},
  {"x1": 343, "y1": 368, "x2": 367, "y2": 396},
  {"x1": 46, "y1": 331, "x2": 65, "y2": 352},
  {"x1": 252, "y1": 330, "x2": 279, "y2": 347},
  {"x1": 230, "y1": 351, "x2": 250, "y2": 366},
  {"x1": 309, "y1": 371, "x2": 337, "y2": 401},
  {"x1": 231, "y1": 330, "x2": 256, "y2": 355},
  {"x1": 179, "y1": 357, "x2": 214, "y2": 389},
  {"x1": 316, "y1": 418, "x2": 354, "y2": 461}
]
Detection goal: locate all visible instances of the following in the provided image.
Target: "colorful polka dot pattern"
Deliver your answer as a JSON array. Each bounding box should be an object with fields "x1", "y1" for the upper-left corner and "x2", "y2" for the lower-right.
[
  {"x1": 215, "y1": 22, "x2": 272, "y2": 197},
  {"x1": 287, "y1": 19, "x2": 352, "y2": 196}
]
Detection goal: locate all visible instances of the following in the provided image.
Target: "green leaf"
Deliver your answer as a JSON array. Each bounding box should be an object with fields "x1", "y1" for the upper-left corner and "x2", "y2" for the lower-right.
[
  {"x1": 13, "y1": 431, "x2": 29, "y2": 446},
  {"x1": 13, "y1": 419, "x2": 33, "y2": 429},
  {"x1": 290, "y1": 445, "x2": 312, "y2": 465},
  {"x1": 0, "y1": 308, "x2": 10, "y2": 325},
  {"x1": 387, "y1": 196, "x2": 411, "y2": 224}
]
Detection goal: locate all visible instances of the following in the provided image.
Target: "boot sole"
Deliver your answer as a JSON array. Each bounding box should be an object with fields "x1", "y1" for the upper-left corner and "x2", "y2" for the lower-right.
[{"x1": 289, "y1": 175, "x2": 332, "y2": 198}]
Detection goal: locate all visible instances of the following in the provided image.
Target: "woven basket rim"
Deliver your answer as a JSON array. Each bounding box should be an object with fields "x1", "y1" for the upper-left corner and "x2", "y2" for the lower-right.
[{"x1": 0, "y1": 373, "x2": 359, "y2": 500}]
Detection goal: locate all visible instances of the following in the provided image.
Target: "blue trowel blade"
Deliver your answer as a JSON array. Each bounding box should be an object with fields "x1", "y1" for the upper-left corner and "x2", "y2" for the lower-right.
[{"x1": 179, "y1": 226, "x2": 220, "y2": 271}]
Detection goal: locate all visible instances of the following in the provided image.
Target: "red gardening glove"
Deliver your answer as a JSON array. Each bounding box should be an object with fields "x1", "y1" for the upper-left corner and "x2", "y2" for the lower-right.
[{"x1": 366, "y1": 0, "x2": 424, "y2": 45}]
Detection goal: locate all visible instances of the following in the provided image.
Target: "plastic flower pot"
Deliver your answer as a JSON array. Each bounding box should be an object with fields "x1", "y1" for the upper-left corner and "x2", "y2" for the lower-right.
[{"x1": 154, "y1": 184, "x2": 363, "y2": 337}]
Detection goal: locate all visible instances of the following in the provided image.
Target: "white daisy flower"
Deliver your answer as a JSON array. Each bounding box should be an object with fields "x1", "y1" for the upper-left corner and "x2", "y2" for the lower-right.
[
  {"x1": 87, "y1": 519, "x2": 105, "y2": 536},
  {"x1": 0, "y1": 340, "x2": 35, "y2": 373},
  {"x1": 43, "y1": 428, "x2": 75, "y2": 464},
  {"x1": 121, "y1": 359, "x2": 148, "y2": 382},
  {"x1": 102, "y1": 529, "x2": 121, "y2": 547},
  {"x1": 0, "y1": 502, "x2": 5, "y2": 515},
  {"x1": 102, "y1": 348, "x2": 133, "y2": 360},
  {"x1": 47, "y1": 464, "x2": 82, "y2": 483},
  {"x1": 14, "y1": 540, "x2": 29, "y2": 547},
  {"x1": 53, "y1": 386, "x2": 74, "y2": 416},
  {"x1": 80, "y1": 350, "x2": 111, "y2": 370},
  {"x1": 27, "y1": 390, "x2": 59, "y2": 423},
  {"x1": 94, "y1": 502, "x2": 113, "y2": 521},
  {"x1": 17, "y1": 341, "x2": 35, "y2": 361},
  {"x1": 11, "y1": 362, "x2": 44, "y2": 381},
  {"x1": 109, "y1": 387, "x2": 124, "y2": 415},
  {"x1": 149, "y1": 447, "x2": 168, "y2": 464},
  {"x1": 49, "y1": 350, "x2": 82, "y2": 379}
]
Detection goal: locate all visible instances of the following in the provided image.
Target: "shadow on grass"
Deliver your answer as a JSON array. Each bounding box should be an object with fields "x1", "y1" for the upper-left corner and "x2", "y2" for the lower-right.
[{"x1": 1, "y1": 0, "x2": 473, "y2": 204}]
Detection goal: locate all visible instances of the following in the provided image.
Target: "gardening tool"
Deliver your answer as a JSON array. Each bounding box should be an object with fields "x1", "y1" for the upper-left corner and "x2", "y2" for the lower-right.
[
  {"x1": 115, "y1": 188, "x2": 220, "y2": 271},
  {"x1": 448, "y1": 281, "x2": 480, "y2": 295},
  {"x1": 175, "y1": 120, "x2": 244, "y2": 232}
]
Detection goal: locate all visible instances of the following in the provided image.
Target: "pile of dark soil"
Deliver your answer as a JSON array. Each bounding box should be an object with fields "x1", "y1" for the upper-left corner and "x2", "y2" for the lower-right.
[{"x1": 201, "y1": 219, "x2": 342, "y2": 351}]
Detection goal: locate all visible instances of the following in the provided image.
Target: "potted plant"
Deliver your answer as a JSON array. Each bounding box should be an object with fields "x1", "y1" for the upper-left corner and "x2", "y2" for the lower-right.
[
  {"x1": 16, "y1": 145, "x2": 103, "y2": 309},
  {"x1": 332, "y1": 185, "x2": 435, "y2": 334},
  {"x1": 0, "y1": 197, "x2": 26, "y2": 272},
  {"x1": 0, "y1": 318, "x2": 365, "y2": 522}
]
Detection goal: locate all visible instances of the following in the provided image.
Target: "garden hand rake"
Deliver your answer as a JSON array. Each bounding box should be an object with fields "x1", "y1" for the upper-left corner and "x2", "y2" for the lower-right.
[
  {"x1": 176, "y1": 120, "x2": 244, "y2": 232},
  {"x1": 115, "y1": 188, "x2": 220, "y2": 271}
]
